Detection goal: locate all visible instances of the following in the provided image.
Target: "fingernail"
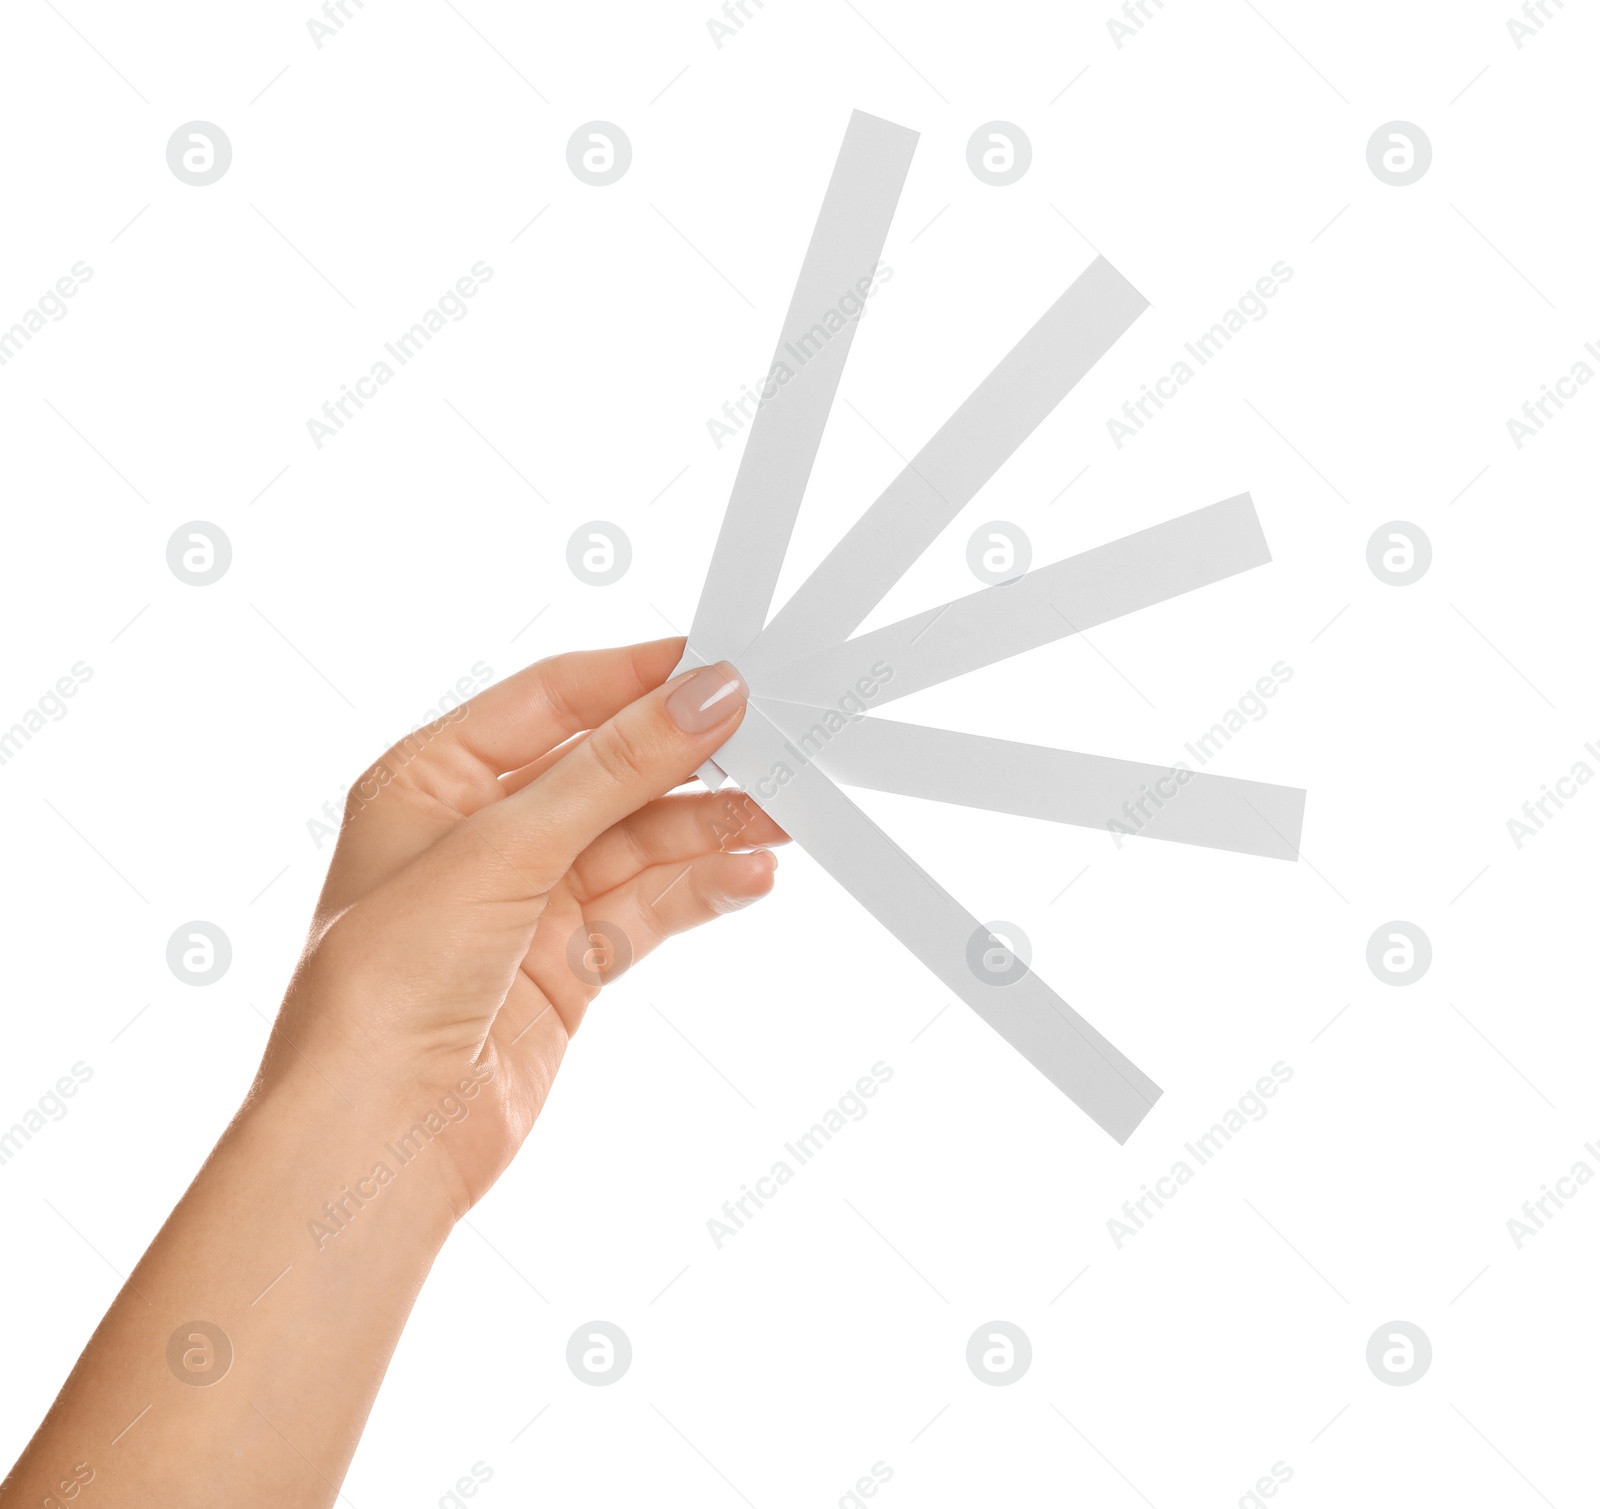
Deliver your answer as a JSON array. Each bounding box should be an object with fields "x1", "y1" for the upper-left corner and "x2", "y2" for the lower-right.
[{"x1": 666, "y1": 662, "x2": 746, "y2": 734}]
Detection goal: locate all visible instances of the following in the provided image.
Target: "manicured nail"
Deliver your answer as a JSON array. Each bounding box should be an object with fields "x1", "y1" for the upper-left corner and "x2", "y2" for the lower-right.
[{"x1": 666, "y1": 662, "x2": 746, "y2": 734}]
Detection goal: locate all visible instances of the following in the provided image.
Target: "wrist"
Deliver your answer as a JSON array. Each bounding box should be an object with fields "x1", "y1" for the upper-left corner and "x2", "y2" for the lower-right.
[{"x1": 239, "y1": 1062, "x2": 467, "y2": 1258}]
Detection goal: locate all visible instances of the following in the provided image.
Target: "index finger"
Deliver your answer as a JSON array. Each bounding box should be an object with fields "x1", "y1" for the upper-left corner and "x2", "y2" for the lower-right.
[
  {"x1": 380, "y1": 637, "x2": 686, "y2": 802},
  {"x1": 321, "y1": 639, "x2": 690, "y2": 911}
]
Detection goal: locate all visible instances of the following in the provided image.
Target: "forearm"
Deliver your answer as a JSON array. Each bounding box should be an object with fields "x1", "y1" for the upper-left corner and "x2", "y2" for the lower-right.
[
  {"x1": 6, "y1": 643, "x2": 765, "y2": 1506},
  {"x1": 4, "y1": 1065, "x2": 458, "y2": 1509}
]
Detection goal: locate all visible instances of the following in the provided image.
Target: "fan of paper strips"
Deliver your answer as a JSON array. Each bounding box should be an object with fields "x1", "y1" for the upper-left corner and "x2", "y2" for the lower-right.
[{"x1": 672, "y1": 110, "x2": 1305, "y2": 1142}]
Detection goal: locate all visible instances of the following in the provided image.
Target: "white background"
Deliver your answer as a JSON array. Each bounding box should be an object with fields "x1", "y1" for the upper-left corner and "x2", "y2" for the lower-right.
[{"x1": 2, "y1": 0, "x2": 1597, "y2": 1504}]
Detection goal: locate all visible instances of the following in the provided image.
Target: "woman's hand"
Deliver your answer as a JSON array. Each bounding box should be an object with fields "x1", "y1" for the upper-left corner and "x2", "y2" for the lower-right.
[
  {"x1": 268, "y1": 636, "x2": 783, "y2": 1211},
  {"x1": 3, "y1": 636, "x2": 784, "y2": 1509}
]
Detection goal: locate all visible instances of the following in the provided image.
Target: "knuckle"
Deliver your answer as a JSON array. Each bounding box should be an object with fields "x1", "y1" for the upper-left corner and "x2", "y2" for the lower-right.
[
  {"x1": 619, "y1": 817, "x2": 658, "y2": 874},
  {"x1": 700, "y1": 873, "x2": 749, "y2": 917},
  {"x1": 533, "y1": 653, "x2": 584, "y2": 728},
  {"x1": 686, "y1": 861, "x2": 744, "y2": 919},
  {"x1": 588, "y1": 719, "x2": 654, "y2": 786}
]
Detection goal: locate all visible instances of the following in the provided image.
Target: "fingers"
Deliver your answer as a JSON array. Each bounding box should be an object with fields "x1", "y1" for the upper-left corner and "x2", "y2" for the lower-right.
[
  {"x1": 580, "y1": 849, "x2": 779, "y2": 981},
  {"x1": 317, "y1": 639, "x2": 689, "y2": 919},
  {"x1": 433, "y1": 661, "x2": 751, "y2": 902},
  {"x1": 498, "y1": 732, "x2": 591, "y2": 799},
  {"x1": 367, "y1": 638, "x2": 687, "y2": 815},
  {"x1": 487, "y1": 846, "x2": 779, "y2": 1051},
  {"x1": 465, "y1": 637, "x2": 685, "y2": 774},
  {"x1": 567, "y1": 791, "x2": 788, "y2": 903}
]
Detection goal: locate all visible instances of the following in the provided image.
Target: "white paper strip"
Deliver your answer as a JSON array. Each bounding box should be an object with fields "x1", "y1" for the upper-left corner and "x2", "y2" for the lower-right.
[
  {"x1": 661, "y1": 109, "x2": 1300, "y2": 1140},
  {"x1": 687, "y1": 109, "x2": 918, "y2": 669},
  {"x1": 755, "y1": 700, "x2": 1307, "y2": 860},
  {"x1": 743, "y1": 254, "x2": 1149, "y2": 679},
  {"x1": 709, "y1": 703, "x2": 1163, "y2": 1142},
  {"x1": 755, "y1": 494, "x2": 1270, "y2": 707}
]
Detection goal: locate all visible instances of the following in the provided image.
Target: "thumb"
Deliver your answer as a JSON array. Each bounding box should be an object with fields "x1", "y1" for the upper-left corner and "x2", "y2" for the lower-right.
[{"x1": 431, "y1": 660, "x2": 749, "y2": 902}]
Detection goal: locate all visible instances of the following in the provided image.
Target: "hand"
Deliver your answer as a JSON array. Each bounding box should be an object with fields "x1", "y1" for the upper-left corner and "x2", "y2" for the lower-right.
[
  {"x1": 266, "y1": 636, "x2": 784, "y2": 1213},
  {"x1": 4, "y1": 636, "x2": 784, "y2": 1509}
]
